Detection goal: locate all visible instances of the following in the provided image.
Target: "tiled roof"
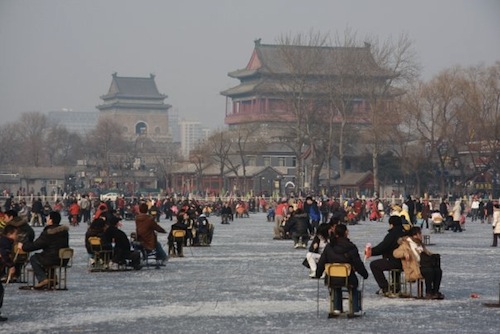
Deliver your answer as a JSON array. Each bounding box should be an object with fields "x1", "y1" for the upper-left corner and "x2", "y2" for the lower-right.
[
  {"x1": 225, "y1": 166, "x2": 284, "y2": 178},
  {"x1": 255, "y1": 43, "x2": 392, "y2": 77},
  {"x1": 102, "y1": 73, "x2": 166, "y2": 100},
  {"x1": 17, "y1": 167, "x2": 69, "y2": 179},
  {"x1": 221, "y1": 81, "x2": 261, "y2": 96},
  {"x1": 228, "y1": 43, "x2": 393, "y2": 79},
  {"x1": 331, "y1": 171, "x2": 373, "y2": 186},
  {"x1": 228, "y1": 69, "x2": 259, "y2": 78},
  {"x1": 222, "y1": 42, "x2": 394, "y2": 99},
  {"x1": 97, "y1": 102, "x2": 170, "y2": 111}
]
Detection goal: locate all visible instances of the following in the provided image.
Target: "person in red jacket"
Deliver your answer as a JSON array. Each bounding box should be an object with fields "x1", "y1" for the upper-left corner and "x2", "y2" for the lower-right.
[{"x1": 68, "y1": 200, "x2": 80, "y2": 226}]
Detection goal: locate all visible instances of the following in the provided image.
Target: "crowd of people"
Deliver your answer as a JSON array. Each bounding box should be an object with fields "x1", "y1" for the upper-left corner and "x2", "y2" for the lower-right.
[
  {"x1": 0, "y1": 191, "x2": 498, "y2": 321},
  {"x1": 276, "y1": 193, "x2": 500, "y2": 316},
  {"x1": 0, "y1": 194, "x2": 225, "y2": 322}
]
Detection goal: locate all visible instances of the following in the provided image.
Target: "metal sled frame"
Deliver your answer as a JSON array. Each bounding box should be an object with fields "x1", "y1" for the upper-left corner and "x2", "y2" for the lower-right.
[
  {"x1": 325, "y1": 263, "x2": 361, "y2": 318},
  {"x1": 88, "y1": 237, "x2": 112, "y2": 272}
]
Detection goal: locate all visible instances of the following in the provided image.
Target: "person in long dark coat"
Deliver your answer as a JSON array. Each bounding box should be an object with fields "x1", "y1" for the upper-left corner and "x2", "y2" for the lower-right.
[{"x1": 19, "y1": 211, "x2": 69, "y2": 289}]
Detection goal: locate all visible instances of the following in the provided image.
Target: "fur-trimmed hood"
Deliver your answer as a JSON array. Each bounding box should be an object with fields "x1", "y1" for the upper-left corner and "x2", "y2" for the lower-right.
[
  {"x1": 46, "y1": 224, "x2": 70, "y2": 235},
  {"x1": 396, "y1": 236, "x2": 408, "y2": 245}
]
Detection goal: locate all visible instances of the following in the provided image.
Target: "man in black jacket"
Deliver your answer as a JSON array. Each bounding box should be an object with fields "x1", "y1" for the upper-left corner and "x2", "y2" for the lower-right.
[
  {"x1": 18, "y1": 211, "x2": 69, "y2": 289},
  {"x1": 103, "y1": 215, "x2": 141, "y2": 270},
  {"x1": 0, "y1": 225, "x2": 17, "y2": 321},
  {"x1": 315, "y1": 224, "x2": 369, "y2": 314},
  {"x1": 366, "y1": 215, "x2": 405, "y2": 297},
  {"x1": 30, "y1": 198, "x2": 44, "y2": 227},
  {"x1": 168, "y1": 215, "x2": 188, "y2": 257},
  {"x1": 220, "y1": 202, "x2": 233, "y2": 224},
  {"x1": 284, "y1": 208, "x2": 313, "y2": 249}
]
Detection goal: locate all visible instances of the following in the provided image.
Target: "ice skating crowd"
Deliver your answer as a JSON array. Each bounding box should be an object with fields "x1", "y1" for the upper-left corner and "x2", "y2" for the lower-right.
[
  {"x1": 0, "y1": 192, "x2": 499, "y2": 321},
  {"x1": 270, "y1": 193, "x2": 499, "y2": 316}
]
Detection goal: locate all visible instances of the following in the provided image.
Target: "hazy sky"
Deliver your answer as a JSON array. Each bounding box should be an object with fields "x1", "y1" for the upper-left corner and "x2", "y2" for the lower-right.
[{"x1": 1, "y1": 0, "x2": 499, "y2": 129}]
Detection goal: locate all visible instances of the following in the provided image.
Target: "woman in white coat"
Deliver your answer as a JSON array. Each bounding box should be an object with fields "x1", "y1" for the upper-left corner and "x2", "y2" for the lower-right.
[
  {"x1": 491, "y1": 204, "x2": 500, "y2": 247},
  {"x1": 451, "y1": 200, "x2": 463, "y2": 232},
  {"x1": 305, "y1": 223, "x2": 330, "y2": 277}
]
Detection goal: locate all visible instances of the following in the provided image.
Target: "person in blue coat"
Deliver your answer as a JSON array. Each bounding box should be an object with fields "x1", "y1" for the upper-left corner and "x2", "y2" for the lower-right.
[{"x1": 303, "y1": 196, "x2": 321, "y2": 234}]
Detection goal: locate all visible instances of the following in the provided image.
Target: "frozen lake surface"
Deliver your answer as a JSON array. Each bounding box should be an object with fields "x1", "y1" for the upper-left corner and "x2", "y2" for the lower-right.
[{"x1": 2, "y1": 213, "x2": 500, "y2": 333}]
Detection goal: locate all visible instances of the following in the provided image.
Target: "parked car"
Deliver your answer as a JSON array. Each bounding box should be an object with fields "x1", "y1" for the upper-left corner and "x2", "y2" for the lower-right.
[{"x1": 100, "y1": 192, "x2": 119, "y2": 202}]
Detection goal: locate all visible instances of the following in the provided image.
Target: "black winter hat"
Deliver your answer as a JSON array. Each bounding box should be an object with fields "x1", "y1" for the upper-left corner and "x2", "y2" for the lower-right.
[
  {"x1": 108, "y1": 215, "x2": 121, "y2": 227},
  {"x1": 389, "y1": 215, "x2": 402, "y2": 226}
]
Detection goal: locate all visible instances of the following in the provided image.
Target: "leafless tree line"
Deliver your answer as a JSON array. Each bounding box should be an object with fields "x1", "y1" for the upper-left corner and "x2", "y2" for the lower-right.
[
  {"x1": 197, "y1": 30, "x2": 499, "y2": 195},
  {"x1": 1, "y1": 30, "x2": 498, "y2": 196},
  {"x1": 0, "y1": 115, "x2": 178, "y2": 188}
]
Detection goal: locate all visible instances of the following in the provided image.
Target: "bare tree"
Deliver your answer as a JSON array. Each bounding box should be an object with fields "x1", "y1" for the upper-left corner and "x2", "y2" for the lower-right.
[
  {"x1": 85, "y1": 116, "x2": 127, "y2": 188},
  {"x1": 189, "y1": 144, "x2": 210, "y2": 193},
  {"x1": 320, "y1": 28, "x2": 370, "y2": 183},
  {"x1": 45, "y1": 125, "x2": 83, "y2": 166},
  {"x1": 17, "y1": 112, "x2": 48, "y2": 167},
  {"x1": 361, "y1": 33, "x2": 420, "y2": 195},
  {"x1": 225, "y1": 123, "x2": 266, "y2": 194},
  {"x1": 152, "y1": 141, "x2": 180, "y2": 192},
  {"x1": 390, "y1": 93, "x2": 433, "y2": 195},
  {"x1": 274, "y1": 31, "x2": 329, "y2": 191},
  {"x1": 458, "y1": 62, "x2": 500, "y2": 176},
  {"x1": 0, "y1": 122, "x2": 23, "y2": 167},
  {"x1": 407, "y1": 68, "x2": 465, "y2": 194},
  {"x1": 205, "y1": 129, "x2": 232, "y2": 192}
]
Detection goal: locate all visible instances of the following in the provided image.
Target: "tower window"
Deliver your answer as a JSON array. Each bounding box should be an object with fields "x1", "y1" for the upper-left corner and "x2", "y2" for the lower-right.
[{"x1": 136, "y1": 122, "x2": 147, "y2": 135}]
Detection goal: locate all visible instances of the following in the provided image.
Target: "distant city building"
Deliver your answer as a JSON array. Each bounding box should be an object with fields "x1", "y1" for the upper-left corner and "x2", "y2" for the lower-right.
[
  {"x1": 168, "y1": 108, "x2": 181, "y2": 142},
  {"x1": 47, "y1": 110, "x2": 99, "y2": 135},
  {"x1": 97, "y1": 73, "x2": 171, "y2": 143},
  {"x1": 179, "y1": 120, "x2": 211, "y2": 158}
]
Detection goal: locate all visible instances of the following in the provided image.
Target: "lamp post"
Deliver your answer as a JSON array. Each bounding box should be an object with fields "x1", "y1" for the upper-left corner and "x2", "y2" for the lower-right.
[
  {"x1": 275, "y1": 175, "x2": 282, "y2": 198},
  {"x1": 259, "y1": 176, "x2": 265, "y2": 196}
]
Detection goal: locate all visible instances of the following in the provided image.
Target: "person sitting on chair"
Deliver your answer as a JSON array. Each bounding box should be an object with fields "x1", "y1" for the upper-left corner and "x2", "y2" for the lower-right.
[
  {"x1": 6, "y1": 215, "x2": 34, "y2": 282},
  {"x1": 365, "y1": 215, "x2": 406, "y2": 297},
  {"x1": 0, "y1": 225, "x2": 17, "y2": 321},
  {"x1": 393, "y1": 226, "x2": 444, "y2": 299},
  {"x1": 194, "y1": 212, "x2": 210, "y2": 246},
  {"x1": 135, "y1": 203, "x2": 167, "y2": 265},
  {"x1": 103, "y1": 214, "x2": 141, "y2": 270},
  {"x1": 18, "y1": 211, "x2": 69, "y2": 289},
  {"x1": 85, "y1": 216, "x2": 107, "y2": 257},
  {"x1": 168, "y1": 213, "x2": 188, "y2": 257},
  {"x1": 284, "y1": 208, "x2": 313, "y2": 249},
  {"x1": 305, "y1": 223, "x2": 330, "y2": 278},
  {"x1": 315, "y1": 224, "x2": 369, "y2": 315}
]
